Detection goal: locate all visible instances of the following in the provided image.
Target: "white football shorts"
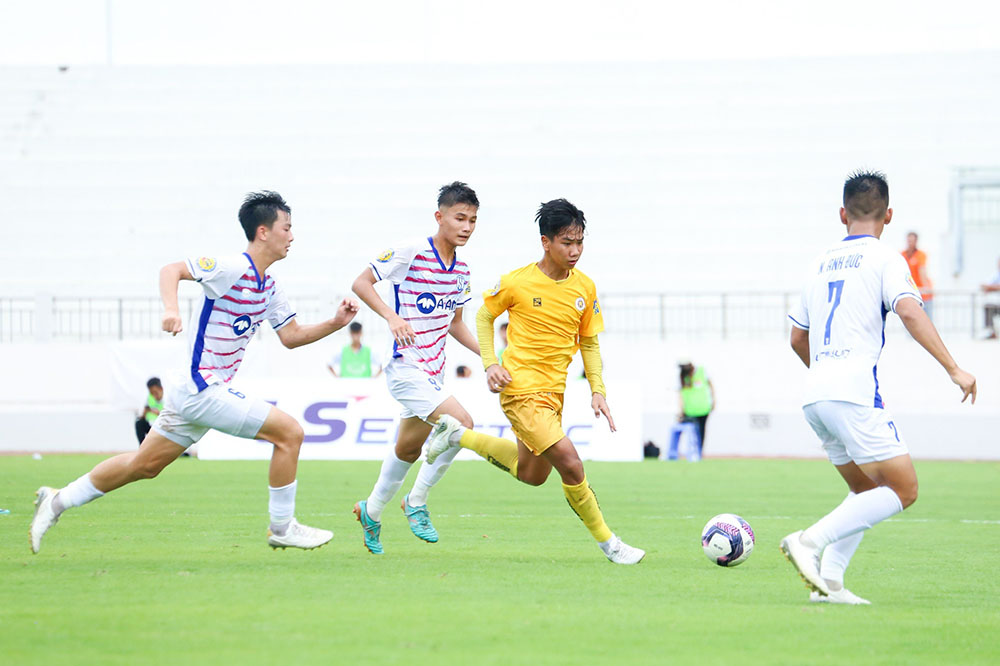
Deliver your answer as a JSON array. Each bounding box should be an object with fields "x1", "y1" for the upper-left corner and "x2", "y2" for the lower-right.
[
  {"x1": 803, "y1": 400, "x2": 909, "y2": 466},
  {"x1": 152, "y1": 383, "x2": 272, "y2": 448},
  {"x1": 384, "y1": 359, "x2": 450, "y2": 420}
]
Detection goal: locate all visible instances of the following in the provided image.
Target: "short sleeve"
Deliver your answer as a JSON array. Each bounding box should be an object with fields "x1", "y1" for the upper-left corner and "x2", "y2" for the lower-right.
[
  {"x1": 185, "y1": 255, "x2": 248, "y2": 300},
  {"x1": 265, "y1": 281, "x2": 296, "y2": 330},
  {"x1": 458, "y1": 272, "x2": 472, "y2": 306},
  {"x1": 482, "y1": 275, "x2": 514, "y2": 318},
  {"x1": 788, "y1": 288, "x2": 810, "y2": 330},
  {"x1": 579, "y1": 283, "x2": 604, "y2": 337},
  {"x1": 883, "y1": 253, "x2": 923, "y2": 313},
  {"x1": 369, "y1": 246, "x2": 416, "y2": 285}
]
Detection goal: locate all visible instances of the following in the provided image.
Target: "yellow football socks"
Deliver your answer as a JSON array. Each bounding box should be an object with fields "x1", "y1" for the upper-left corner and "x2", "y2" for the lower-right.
[
  {"x1": 459, "y1": 429, "x2": 519, "y2": 478},
  {"x1": 562, "y1": 477, "x2": 613, "y2": 542}
]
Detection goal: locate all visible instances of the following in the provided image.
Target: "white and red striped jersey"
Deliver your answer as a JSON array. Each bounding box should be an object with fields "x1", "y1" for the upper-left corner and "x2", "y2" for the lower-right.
[
  {"x1": 368, "y1": 237, "x2": 472, "y2": 378},
  {"x1": 180, "y1": 253, "x2": 295, "y2": 393}
]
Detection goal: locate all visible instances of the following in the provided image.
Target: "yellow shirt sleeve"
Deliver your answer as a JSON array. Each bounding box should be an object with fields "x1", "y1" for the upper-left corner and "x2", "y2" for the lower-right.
[
  {"x1": 482, "y1": 274, "x2": 514, "y2": 318},
  {"x1": 476, "y1": 305, "x2": 500, "y2": 370},
  {"x1": 579, "y1": 335, "x2": 606, "y2": 396}
]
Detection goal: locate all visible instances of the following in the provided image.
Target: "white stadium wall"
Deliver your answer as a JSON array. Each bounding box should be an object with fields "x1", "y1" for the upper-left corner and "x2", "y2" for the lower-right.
[{"x1": 0, "y1": 329, "x2": 996, "y2": 459}]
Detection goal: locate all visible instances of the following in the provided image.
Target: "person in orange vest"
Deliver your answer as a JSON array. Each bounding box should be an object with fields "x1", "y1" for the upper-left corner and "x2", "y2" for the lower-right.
[{"x1": 902, "y1": 232, "x2": 933, "y2": 320}]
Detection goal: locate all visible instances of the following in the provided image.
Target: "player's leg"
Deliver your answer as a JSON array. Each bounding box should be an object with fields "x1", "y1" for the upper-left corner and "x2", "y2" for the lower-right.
[
  {"x1": 785, "y1": 403, "x2": 910, "y2": 595},
  {"x1": 541, "y1": 437, "x2": 645, "y2": 564},
  {"x1": 31, "y1": 426, "x2": 188, "y2": 553},
  {"x1": 816, "y1": 462, "x2": 878, "y2": 596},
  {"x1": 399, "y1": 398, "x2": 475, "y2": 544},
  {"x1": 354, "y1": 415, "x2": 430, "y2": 553}
]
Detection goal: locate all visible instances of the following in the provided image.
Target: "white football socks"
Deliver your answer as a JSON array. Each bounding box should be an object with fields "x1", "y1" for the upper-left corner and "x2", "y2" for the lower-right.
[
  {"x1": 365, "y1": 452, "x2": 413, "y2": 521},
  {"x1": 803, "y1": 486, "x2": 903, "y2": 550},
  {"x1": 54, "y1": 473, "x2": 105, "y2": 515},
  {"x1": 818, "y1": 493, "x2": 864, "y2": 590},
  {"x1": 407, "y1": 445, "x2": 460, "y2": 506},
  {"x1": 268, "y1": 480, "x2": 297, "y2": 535}
]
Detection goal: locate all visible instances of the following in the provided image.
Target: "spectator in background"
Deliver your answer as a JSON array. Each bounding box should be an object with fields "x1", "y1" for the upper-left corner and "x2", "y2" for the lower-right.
[
  {"x1": 328, "y1": 322, "x2": 381, "y2": 378},
  {"x1": 134, "y1": 377, "x2": 163, "y2": 444},
  {"x1": 981, "y1": 256, "x2": 1000, "y2": 339},
  {"x1": 497, "y1": 322, "x2": 509, "y2": 366},
  {"x1": 678, "y1": 359, "x2": 714, "y2": 455},
  {"x1": 902, "y1": 231, "x2": 934, "y2": 320},
  {"x1": 455, "y1": 364, "x2": 472, "y2": 378}
]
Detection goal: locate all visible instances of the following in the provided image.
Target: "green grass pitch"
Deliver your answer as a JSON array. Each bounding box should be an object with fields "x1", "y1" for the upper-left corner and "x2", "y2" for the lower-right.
[{"x1": 2, "y1": 455, "x2": 999, "y2": 665}]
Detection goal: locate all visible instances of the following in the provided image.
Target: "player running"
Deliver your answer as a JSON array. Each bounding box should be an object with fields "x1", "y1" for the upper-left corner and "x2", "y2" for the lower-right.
[
  {"x1": 30, "y1": 191, "x2": 359, "y2": 553},
  {"x1": 426, "y1": 198, "x2": 645, "y2": 565},
  {"x1": 780, "y1": 171, "x2": 976, "y2": 603},
  {"x1": 350, "y1": 182, "x2": 481, "y2": 554}
]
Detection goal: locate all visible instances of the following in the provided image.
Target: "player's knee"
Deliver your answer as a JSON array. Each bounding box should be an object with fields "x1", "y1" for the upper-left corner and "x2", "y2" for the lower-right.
[
  {"x1": 518, "y1": 469, "x2": 547, "y2": 486},
  {"x1": 131, "y1": 457, "x2": 167, "y2": 480},
  {"x1": 457, "y1": 413, "x2": 474, "y2": 429},
  {"x1": 897, "y1": 483, "x2": 918, "y2": 509}
]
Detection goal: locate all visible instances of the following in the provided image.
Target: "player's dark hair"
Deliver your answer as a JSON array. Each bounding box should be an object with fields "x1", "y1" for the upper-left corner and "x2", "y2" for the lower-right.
[
  {"x1": 147, "y1": 377, "x2": 162, "y2": 389},
  {"x1": 239, "y1": 191, "x2": 291, "y2": 241},
  {"x1": 437, "y1": 181, "x2": 479, "y2": 209},
  {"x1": 349, "y1": 322, "x2": 362, "y2": 334},
  {"x1": 679, "y1": 365, "x2": 694, "y2": 387},
  {"x1": 536, "y1": 198, "x2": 586, "y2": 238},
  {"x1": 843, "y1": 170, "x2": 889, "y2": 220}
]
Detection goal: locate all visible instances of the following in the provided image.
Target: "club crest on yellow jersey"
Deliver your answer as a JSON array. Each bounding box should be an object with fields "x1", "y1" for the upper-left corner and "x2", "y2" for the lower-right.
[
  {"x1": 197, "y1": 257, "x2": 217, "y2": 272},
  {"x1": 376, "y1": 249, "x2": 394, "y2": 262}
]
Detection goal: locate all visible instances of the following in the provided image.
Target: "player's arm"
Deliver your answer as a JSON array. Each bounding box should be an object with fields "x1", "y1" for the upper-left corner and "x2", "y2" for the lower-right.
[
  {"x1": 276, "y1": 298, "x2": 359, "y2": 349},
  {"x1": 351, "y1": 268, "x2": 416, "y2": 348},
  {"x1": 448, "y1": 307, "x2": 480, "y2": 355},
  {"x1": 159, "y1": 261, "x2": 195, "y2": 336},
  {"x1": 790, "y1": 326, "x2": 810, "y2": 367},
  {"x1": 476, "y1": 305, "x2": 511, "y2": 393},
  {"x1": 895, "y1": 298, "x2": 976, "y2": 403},
  {"x1": 580, "y1": 334, "x2": 615, "y2": 432}
]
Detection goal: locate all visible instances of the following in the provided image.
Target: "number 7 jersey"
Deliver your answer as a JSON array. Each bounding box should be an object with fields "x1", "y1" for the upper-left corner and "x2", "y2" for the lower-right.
[{"x1": 788, "y1": 234, "x2": 922, "y2": 408}]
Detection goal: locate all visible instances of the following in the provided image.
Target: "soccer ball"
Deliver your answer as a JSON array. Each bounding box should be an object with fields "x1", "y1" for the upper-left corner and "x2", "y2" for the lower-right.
[{"x1": 701, "y1": 513, "x2": 755, "y2": 567}]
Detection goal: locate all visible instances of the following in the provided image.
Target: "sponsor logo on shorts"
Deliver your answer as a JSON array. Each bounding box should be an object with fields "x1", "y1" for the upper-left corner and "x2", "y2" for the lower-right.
[
  {"x1": 197, "y1": 257, "x2": 217, "y2": 271},
  {"x1": 575, "y1": 297, "x2": 585, "y2": 311},
  {"x1": 416, "y1": 293, "x2": 437, "y2": 314},
  {"x1": 376, "y1": 249, "x2": 394, "y2": 262},
  {"x1": 233, "y1": 315, "x2": 253, "y2": 335}
]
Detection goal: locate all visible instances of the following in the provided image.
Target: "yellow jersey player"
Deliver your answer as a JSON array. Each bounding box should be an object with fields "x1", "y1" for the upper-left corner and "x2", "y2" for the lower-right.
[{"x1": 426, "y1": 198, "x2": 644, "y2": 564}]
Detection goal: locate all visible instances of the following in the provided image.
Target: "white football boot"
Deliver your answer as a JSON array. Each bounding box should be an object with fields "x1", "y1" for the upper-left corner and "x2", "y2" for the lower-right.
[
  {"x1": 810, "y1": 588, "x2": 871, "y2": 605},
  {"x1": 602, "y1": 536, "x2": 646, "y2": 565},
  {"x1": 780, "y1": 530, "x2": 831, "y2": 596},
  {"x1": 30, "y1": 486, "x2": 61, "y2": 554},
  {"x1": 267, "y1": 519, "x2": 333, "y2": 550},
  {"x1": 426, "y1": 414, "x2": 463, "y2": 464}
]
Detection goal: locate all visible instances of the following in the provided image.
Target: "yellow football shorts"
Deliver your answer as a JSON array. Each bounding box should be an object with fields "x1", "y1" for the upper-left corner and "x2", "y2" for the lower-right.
[{"x1": 499, "y1": 392, "x2": 566, "y2": 455}]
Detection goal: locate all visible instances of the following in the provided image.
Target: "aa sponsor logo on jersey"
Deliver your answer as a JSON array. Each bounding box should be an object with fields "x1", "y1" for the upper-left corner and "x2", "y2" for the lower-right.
[
  {"x1": 593, "y1": 299, "x2": 601, "y2": 314},
  {"x1": 532, "y1": 297, "x2": 542, "y2": 307},
  {"x1": 197, "y1": 257, "x2": 217, "y2": 272},
  {"x1": 232, "y1": 315, "x2": 253, "y2": 335},
  {"x1": 417, "y1": 292, "x2": 458, "y2": 314},
  {"x1": 574, "y1": 297, "x2": 585, "y2": 311},
  {"x1": 376, "y1": 249, "x2": 394, "y2": 262}
]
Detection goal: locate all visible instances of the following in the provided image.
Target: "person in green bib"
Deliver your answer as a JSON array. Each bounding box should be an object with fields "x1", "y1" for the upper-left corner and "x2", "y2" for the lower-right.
[
  {"x1": 328, "y1": 322, "x2": 382, "y2": 378},
  {"x1": 134, "y1": 377, "x2": 164, "y2": 444},
  {"x1": 677, "y1": 359, "x2": 714, "y2": 455}
]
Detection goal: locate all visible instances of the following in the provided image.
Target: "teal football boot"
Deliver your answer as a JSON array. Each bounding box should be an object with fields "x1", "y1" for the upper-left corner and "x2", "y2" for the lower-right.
[
  {"x1": 353, "y1": 500, "x2": 383, "y2": 554},
  {"x1": 401, "y1": 494, "x2": 439, "y2": 543}
]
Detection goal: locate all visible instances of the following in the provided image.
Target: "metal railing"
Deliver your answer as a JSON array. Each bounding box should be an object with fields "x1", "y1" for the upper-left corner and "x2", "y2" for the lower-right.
[{"x1": 1, "y1": 291, "x2": 996, "y2": 342}]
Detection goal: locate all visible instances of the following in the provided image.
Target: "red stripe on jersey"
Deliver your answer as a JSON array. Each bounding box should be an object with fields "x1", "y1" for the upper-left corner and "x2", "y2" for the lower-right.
[
  {"x1": 221, "y1": 294, "x2": 266, "y2": 305},
  {"x1": 405, "y1": 277, "x2": 459, "y2": 286},
  {"x1": 414, "y1": 330, "x2": 449, "y2": 349},
  {"x1": 229, "y1": 283, "x2": 273, "y2": 295},
  {"x1": 202, "y1": 346, "x2": 244, "y2": 357},
  {"x1": 200, "y1": 358, "x2": 242, "y2": 371},
  {"x1": 204, "y1": 334, "x2": 251, "y2": 343},
  {"x1": 213, "y1": 305, "x2": 266, "y2": 317},
  {"x1": 412, "y1": 321, "x2": 450, "y2": 335},
  {"x1": 413, "y1": 347, "x2": 444, "y2": 364}
]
